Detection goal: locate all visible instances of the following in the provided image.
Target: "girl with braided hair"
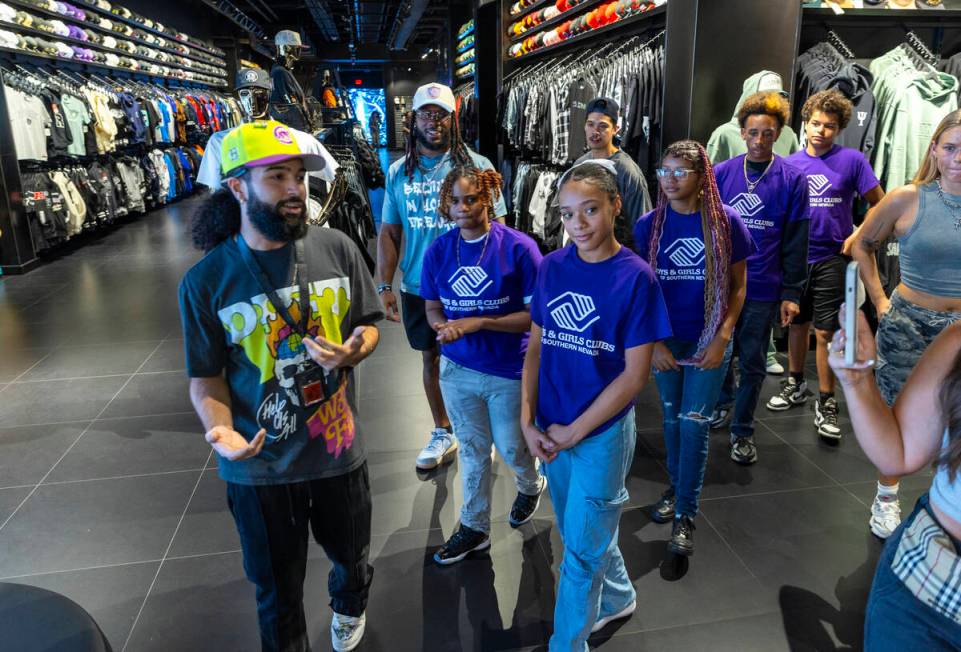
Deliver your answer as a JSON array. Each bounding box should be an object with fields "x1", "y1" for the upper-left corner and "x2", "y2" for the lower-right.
[
  {"x1": 420, "y1": 166, "x2": 545, "y2": 565},
  {"x1": 633, "y1": 140, "x2": 754, "y2": 557},
  {"x1": 522, "y1": 160, "x2": 671, "y2": 647}
]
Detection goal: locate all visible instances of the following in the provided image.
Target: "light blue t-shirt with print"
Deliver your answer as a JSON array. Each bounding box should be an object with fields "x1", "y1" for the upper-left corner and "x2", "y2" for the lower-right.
[{"x1": 382, "y1": 148, "x2": 507, "y2": 296}]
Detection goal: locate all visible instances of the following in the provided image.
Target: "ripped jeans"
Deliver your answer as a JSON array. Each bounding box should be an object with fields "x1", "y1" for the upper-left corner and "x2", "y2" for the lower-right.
[
  {"x1": 439, "y1": 357, "x2": 542, "y2": 534},
  {"x1": 543, "y1": 411, "x2": 636, "y2": 651},
  {"x1": 653, "y1": 338, "x2": 733, "y2": 518}
]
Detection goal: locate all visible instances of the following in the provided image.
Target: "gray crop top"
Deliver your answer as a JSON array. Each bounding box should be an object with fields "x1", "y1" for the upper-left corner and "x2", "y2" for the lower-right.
[{"x1": 898, "y1": 183, "x2": 961, "y2": 298}]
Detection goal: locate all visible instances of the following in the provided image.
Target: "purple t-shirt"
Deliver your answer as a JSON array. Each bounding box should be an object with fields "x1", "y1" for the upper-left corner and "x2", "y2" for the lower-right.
[
  {"x1": 531, "y1": 245, "x2": 672, "y2": 438},
  {"x1": 714, "y1": 155, "x2": 810, "y2": 302},
  {"x1": 633, "y1": 205, "x2": 755, "y2": 342},
  {"x1": 421, "y1": 222, "x2": 542, "y2": 379},
  {"x1": 785, "y1": 146, "x2": 880, "y2": 264}
]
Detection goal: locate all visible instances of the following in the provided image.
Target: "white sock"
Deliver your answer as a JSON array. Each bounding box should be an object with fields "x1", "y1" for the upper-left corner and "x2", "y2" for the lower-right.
[{"x1": 877, "y1": 481, "x2": 899, "y2": 497}]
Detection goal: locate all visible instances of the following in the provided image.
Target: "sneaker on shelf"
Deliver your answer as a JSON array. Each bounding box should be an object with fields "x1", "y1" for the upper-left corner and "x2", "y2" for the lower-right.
[
  {"x1": 815, "y1": 397, "x2": 842, "y2": 440},
  {"x1": 710, "y1": 405, "x2": 733, "y2": 430},
  {"x1": 433, "y1": 525, "x2": 491, "y2": 565},
  {"x1": 331, "y1": 611, "x2": 366, "y2": 652},
  {"x1": 668, "y1": 515, "x2": 695, "y2": 556},
  {"x1": 591, "y1": 600, "x2": 637, "y2": 633},
  {"x1": 650, "y1": 487, "x2": 676, "y2": 524},
  {"x1": 415, "y1": 428, "x2": 458, "y2": 470},
  {"x1": 766, "y1": 355, "x2": 785, "y2": 375},
  {"x1": 730, "y1": 436, "x2": 758, "y2": 465},
  {"x1": 766, "y1": 377, "x2": 809, "y2": 411},
  {"x1": 509, "y1": 477, "x2": 545, "y2": 528},
  {"x1": 869, "y1": 493, "x2": 902, "y2": 539}
]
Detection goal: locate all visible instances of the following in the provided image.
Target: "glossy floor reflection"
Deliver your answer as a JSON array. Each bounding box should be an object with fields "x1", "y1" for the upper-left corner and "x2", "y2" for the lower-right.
[{"x1": 0, "y1": 195, "x2": 917, "y2": 651}]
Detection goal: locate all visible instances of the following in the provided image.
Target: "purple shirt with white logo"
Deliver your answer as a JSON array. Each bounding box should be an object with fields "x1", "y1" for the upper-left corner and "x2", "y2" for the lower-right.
[
  {"x1": 714, "y1": 155, "x2": 810, "y2": 302},
  {"x1": 633, "y1": 205, "x2": 755, "y2": 342},
  {"x1": 530, "y1": 245, "x2": 672, "y2": 438},
  {"x1": 785, "y1": 145, "x2": 880, "y2": 264},
  {"x1": 421, "y1": 222, "x2": 542, "y2": 379}
]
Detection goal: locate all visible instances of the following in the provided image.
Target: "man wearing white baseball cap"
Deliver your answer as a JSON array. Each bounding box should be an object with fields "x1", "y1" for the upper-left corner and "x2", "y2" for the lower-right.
[{"x1": 376, "y1": 82, "x2": 508, "y2": 471}]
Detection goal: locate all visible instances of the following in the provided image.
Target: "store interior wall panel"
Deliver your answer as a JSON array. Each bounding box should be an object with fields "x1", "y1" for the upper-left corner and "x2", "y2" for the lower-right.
[{"x1": 476, "y1": 0, "x2": 500, "y2": 161}]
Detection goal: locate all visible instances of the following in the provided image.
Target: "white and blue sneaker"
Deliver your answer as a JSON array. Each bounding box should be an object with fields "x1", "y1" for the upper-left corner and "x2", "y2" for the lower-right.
[
  {"x1": 416, "y1": 428, "x2": 458, "y2": 470},
  {"x1": 331, "y1": 611, "x2": 366, "y2": 652}
]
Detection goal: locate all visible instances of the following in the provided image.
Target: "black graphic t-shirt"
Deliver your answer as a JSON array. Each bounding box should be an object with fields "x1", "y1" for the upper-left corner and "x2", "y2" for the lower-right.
[{"x1": 179, "y1": 228, "x2": 384, "y2": 485}]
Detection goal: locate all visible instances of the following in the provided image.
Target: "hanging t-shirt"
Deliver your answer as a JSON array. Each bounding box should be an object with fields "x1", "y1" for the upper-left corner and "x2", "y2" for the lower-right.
[
  {"x1": 179, "y1": 228, "x2": 384, "y2": 485},
  {"x1": 6, "y1": 87, "x2": 51, "y2": 161},
  {"x1": 61, "y1": 93, "x2": 91, "y2": 157},
  {"x1": 785, "y1": 145, "x2": 880, "y2": 264},
  {"x1": 41, "y1": 89, "x2": 72, "y2": 158},
  {"x1": 420, "y1": 222, "x2": 542, "y2": 380},
  {"x1": 634, "y1": 206, "x2": 755, "y2": 342},
  {"x1": 531, "y1": 245, "x2": 672, "y2": 438},
  {"x1": 382, "y1": 148, "x2": 507, "y2": 296},
  {"x1": 714, "y1": 155, "x2": 810, "y2": 302}
]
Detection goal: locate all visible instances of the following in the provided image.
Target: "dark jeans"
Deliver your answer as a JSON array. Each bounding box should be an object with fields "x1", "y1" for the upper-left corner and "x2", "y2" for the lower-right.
[
  {"x1": 718, "y1": 300, "x2": 779, "y2": 440},
  {"x1": 226, "y1": 463, "x2": 373, "y2": 652}
]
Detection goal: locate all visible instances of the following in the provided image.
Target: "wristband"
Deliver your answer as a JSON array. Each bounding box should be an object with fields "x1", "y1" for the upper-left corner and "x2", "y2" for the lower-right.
[{"x1": 377, "y1": 283, "x2": 392, "y2": 294}]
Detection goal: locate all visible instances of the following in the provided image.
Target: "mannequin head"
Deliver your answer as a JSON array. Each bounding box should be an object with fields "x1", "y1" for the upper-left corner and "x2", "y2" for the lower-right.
[
  {"x1": 236, "y1": 68, "x2": 272, "y2": 120},
  {"x1": 275, "y1": 30, "x2": 303, "y2": 69}
]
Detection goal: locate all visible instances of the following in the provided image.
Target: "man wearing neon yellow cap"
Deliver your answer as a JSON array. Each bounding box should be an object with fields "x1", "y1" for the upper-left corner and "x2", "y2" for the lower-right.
[{"x1": 179, "y1": 120, "x2": 383, "y2": 652}]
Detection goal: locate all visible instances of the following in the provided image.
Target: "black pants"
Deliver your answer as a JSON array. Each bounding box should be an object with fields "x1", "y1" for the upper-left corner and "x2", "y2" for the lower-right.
[{"x1": 226, "y1": 463, "x2": 373, "y2": 652}]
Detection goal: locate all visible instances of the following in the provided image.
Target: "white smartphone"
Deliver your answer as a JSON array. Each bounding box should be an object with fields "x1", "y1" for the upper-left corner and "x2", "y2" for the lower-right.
[{"x1": 844, "y1": 261, "x2": 864, "y2": 366}]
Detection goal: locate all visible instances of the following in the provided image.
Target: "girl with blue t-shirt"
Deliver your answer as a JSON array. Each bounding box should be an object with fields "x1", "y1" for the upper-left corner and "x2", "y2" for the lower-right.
[
  {"x1": 421, "y1": 167, "x2": 545, "y2": 566},
  {"x1": 521, "y1": 160, "x2": 672, "y2": 649},
  {"x1": 634, "y1": 140, "x2": 755, "y2": 558}
]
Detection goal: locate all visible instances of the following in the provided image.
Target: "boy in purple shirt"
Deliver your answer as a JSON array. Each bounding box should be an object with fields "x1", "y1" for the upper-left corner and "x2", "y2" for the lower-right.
[
  {"x1": 713, "y1": 92, "x2": 810, "y2": 465},
  {"x1": 766, "y1": 90, "x2": 884, "y2": 441}
]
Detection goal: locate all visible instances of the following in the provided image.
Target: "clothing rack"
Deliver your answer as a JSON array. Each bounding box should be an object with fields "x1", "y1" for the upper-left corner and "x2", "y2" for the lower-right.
[{"x1": 319, "y1": 145, "x2": 377, "y2": 274}]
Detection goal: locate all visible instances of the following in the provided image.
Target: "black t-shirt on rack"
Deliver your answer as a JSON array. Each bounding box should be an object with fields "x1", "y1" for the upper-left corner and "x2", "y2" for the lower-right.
[{"x1": 41, "y1": 89, "x2": 73, "y2": 158}]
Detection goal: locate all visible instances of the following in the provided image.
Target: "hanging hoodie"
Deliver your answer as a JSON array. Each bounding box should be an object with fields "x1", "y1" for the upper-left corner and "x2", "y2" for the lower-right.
[
  {"x1": 706, "y1": 70, "x2": 801, "y2": 164},
  {"x1": 826, "y1": 62, "x2": 877, "y2": 159},
  {"x1": 48, "y1": 170, "x2": 86, "y2": 236}
]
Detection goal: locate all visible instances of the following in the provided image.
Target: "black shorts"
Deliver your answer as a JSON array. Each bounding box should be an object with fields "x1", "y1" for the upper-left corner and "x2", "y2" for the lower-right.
[
  {"x1": 796, "y1": 254, "x2": 847, "y2": 331},
  {"x1": 401, "y1": 291, "x2": 438, "y2": 351}
]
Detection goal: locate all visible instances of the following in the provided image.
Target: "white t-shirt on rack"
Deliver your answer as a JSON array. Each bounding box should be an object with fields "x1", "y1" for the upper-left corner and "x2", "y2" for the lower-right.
[{"x1": 5, "y1": 87, "x2": 51, "y2": 161}]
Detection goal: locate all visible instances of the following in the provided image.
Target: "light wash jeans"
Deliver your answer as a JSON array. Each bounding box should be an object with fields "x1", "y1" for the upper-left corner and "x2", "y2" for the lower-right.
[
  {"x1": 439, "y1": 357, "x2": 542, "y2": 534},
  {"x1": 543, "y1": 411, "x2": 637, "y2": 652}
]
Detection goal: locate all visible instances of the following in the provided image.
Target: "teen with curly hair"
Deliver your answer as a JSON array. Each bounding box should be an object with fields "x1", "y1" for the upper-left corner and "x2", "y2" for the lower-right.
[
  {"x1": 420, "y1": 166, "x2": 545, "y2": 565},
  {"x1": 377, "y1": 83, "x2": 506, "y2": 472},
  {"x1": 634, "y1": 140, "x2": 754, "y2": 556}
]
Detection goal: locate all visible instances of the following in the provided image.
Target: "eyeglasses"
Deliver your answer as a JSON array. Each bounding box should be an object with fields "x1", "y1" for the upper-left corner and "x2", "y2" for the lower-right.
[
  {"x1": 415, "y1": 110, "x2": 451, "y2": 124},
  {"x1": 655, "y1": 167, "x2": 696, "y2": 179}
]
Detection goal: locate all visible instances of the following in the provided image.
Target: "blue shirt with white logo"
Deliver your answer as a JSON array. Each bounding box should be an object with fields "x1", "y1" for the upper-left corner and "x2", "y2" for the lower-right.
[
  {"x1": 421, "y1": 222, "x2": 542, "y2": 379},
  {"x1": 382, "y1": 148, "x2": 507, "y2": 296},
  {"x1": 633, "y1": 205, "x2": 755, "y2": 342},
  {"x1": 531, "y1": 245, "x2": 672, "y2": 438}
]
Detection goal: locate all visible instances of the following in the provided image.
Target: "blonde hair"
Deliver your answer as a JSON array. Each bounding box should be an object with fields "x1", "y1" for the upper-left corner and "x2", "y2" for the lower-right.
[{"x1": 913, "y1": 109, "x2": 961, "y2": 186}]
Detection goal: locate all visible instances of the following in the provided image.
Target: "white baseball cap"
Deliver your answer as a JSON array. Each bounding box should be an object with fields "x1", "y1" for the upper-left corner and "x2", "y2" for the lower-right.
[
  {"x1": 275, "y1": 30, "x2": 302, "y2": 48},
  {"x1": 413, "y1": 83, "x2": 456, "y2": 114}
]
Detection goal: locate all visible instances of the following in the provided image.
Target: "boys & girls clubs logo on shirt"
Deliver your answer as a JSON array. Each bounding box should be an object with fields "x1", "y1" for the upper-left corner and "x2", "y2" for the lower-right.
[
  {"x1": 541, "y1": 292, "x2": 615, "y2": 356},
  {"x1": 807, "y1": 174, "x2": 842, "y2": 208},
  {"x1": 729, "y1": 193, "x2": 776, "y2": 231},
  {"x1": 441, "y1": 266, "x2": 511, "y2": 312}
]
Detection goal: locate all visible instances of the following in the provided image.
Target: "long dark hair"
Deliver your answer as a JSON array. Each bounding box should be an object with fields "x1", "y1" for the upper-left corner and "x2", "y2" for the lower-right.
[
  {"x1": 191, "y1": 188, "x2": 240, "y2": 251},
  {"x1": 404, "y1": 111, "x2": 474, "y2": 181},
  {"x1": 938, "y1": 346, "x2": 961, "y2": 481}
]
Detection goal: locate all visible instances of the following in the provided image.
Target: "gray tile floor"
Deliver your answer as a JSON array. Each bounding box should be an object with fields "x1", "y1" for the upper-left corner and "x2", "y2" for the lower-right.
[{"x1": 0, "y1": 194, "x2": 919, "y2": 651}]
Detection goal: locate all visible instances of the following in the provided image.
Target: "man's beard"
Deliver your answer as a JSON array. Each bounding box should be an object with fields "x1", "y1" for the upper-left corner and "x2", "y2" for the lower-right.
[
  {"x1": 415, "y1": 125, "x2": 450, "y2": 153},
  {"x1": 248, "y1": 190, "x2": 309, "y2": 242}
]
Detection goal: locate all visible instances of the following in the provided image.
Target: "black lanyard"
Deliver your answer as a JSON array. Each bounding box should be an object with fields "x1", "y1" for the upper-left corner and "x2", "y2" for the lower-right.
[{"x1": 236, "y1": 234, "x2": 311, "y2": 337}]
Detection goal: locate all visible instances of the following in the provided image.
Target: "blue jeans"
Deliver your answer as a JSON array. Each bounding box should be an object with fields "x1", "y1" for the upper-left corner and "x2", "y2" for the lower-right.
[
  {"x1": 439, "y1": 357, "x2": 542, "y2": 533},
  {"x1": 718, "y1": 300, "x2": 779, "y2": 440},
  {"x1": 654, "y1": 338, "x2": 732, "y2": 518},
  {"x1": 865, "y1": 494, "x2": 961, "y2": 650},
  {"x1": 544, "y1": 411, "x2": 637, "y2": 652}
]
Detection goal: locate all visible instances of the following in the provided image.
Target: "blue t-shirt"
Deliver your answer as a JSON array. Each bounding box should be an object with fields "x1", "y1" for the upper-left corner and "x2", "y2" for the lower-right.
[
  {"x1": 785, "y1": 145, "x2": 880, "y2": 264},
  {"x1": 178, "y1": 228, "x2": 384, "y2": 485},
  {"x1": 382, "y1": 148, "x2": 507, "y2": 296},
  {"x1": 531, "y1": 245, "x2": 672, "y2": 438},
  {"x1": 714, "y1": 155, "x2": 810, "y2": 302},
  {"x1": 633, "y1": 205, "x2": 755, "y2": 342},
  {"x1": 421, "y1": 222, "x2": 542, "y2": 379}
]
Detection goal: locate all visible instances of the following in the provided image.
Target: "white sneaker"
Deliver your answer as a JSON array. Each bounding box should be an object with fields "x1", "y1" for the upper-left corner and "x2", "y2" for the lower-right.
[
  {"x1": 766, "y1": 357, "x2": 785, "y2": 375},
  {"x1": 416, "y1": 428, "x2": 458, "y2": 470},
  {"x1": 869, "y1": 493, "x2": 902, "y2": 539},
  {"x1": 766, "y1": 377, "x2": 809, "y2": 411},
  {"x1": 591, "y1": 600, "x2": 637, "y2": 633},
  {"x1": 331, "y1": 611, "x2": 366, "y2": 652}
]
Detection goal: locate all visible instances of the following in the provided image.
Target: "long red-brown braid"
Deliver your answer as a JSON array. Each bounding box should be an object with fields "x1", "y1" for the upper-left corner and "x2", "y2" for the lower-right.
[
  {"x1": 438, "y1": 167, "x2": 503, "y2": 223},
  {"x1": 647, "y1": 141, "x2": 732, "y2": 363}
]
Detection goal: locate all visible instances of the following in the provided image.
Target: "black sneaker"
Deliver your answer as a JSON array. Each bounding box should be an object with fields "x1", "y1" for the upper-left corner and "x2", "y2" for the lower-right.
[
  {"x1": 730, "y1": 436, "x2": 758, "y2": 465},
  {"x1": 509, "y1": 490, "x2": 542, "y2": 528},
  {"x1": 766, "y1": 377, "x2": 809, "y2": 411},
  {"x1": 668, "y1": 515, "x2": 695, "y2": 556},
  {"x1": 650, "y1": 487, "x2": 676, "y2": 524},
  {"x1": 815, "y1": 397, "x2": 842, "y2": 440},
  {"x1": 433, "y1": 525, "x2": 491, "y2": 565}
]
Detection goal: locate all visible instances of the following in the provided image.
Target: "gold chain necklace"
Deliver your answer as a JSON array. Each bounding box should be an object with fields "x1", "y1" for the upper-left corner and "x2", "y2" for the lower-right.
[
  {"x1": 743, "y1": 156, "x2": 775, "y2": 194},
  {"x1": 456, "y1": 228, "x2": 491, "y2": 269}
]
